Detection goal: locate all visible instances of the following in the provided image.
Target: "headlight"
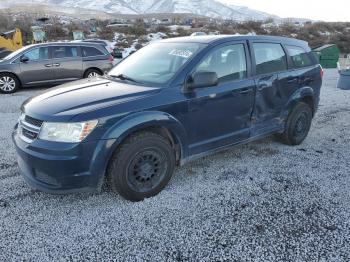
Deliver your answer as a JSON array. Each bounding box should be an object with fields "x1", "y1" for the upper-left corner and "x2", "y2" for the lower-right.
[{"x1": 38, "y1": 120, "x2": 98, "y2": 143}]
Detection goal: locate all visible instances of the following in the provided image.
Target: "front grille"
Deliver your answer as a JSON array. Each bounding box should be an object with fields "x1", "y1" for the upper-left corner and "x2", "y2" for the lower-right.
[
  {"x1": 18, "y1": 114, "x2": 42, "y2": 143},
  {"x1": 22, "y1": 128, "x2": 38, "y2": 140},
  {"x1": 24, "y1": 115, "x2": 43, "y2": 127}
]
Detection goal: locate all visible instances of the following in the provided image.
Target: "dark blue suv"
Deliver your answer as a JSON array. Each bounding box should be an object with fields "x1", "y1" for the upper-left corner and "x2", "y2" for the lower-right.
[{"x1": 13, "y1": 35, "x2": 323, "y2": 201}]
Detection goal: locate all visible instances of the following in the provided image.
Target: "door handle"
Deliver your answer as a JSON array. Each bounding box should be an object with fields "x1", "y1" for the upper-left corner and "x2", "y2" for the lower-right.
[
  {"x1": 44, "y1": 64, "x2": 52, "y2": 67},
  {"x1": 53, "y1": 63, "x2": 60, "y2": 67},
  {"x1": 287, "y1": 77, "x2": 299, "y2": 84},
  {"x1": 239, "y1": 88, "x2": 252, "y2": 94},
  {"x1": 258, "y1": 83, "x2": 268, "y2": 91}
]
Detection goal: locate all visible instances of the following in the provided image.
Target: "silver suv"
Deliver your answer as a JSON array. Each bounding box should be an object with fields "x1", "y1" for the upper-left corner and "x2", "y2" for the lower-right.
[{"x1": 0, "y1": 42, "x2": 114, "y2": 93}]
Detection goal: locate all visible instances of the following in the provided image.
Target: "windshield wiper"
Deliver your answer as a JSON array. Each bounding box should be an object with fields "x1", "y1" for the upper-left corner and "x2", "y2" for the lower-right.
[{"x1": 109, "y1": 74, "x2": 140, "y2": 83}]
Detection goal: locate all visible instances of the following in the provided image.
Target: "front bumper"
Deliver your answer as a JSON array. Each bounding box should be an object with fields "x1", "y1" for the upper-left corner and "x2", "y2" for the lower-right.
[{"x1": 12, "y1": 126, "x2": 115, "y2": 194}]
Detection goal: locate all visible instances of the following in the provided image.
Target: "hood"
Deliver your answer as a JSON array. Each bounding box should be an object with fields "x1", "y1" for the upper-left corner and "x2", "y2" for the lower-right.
[{"x1": 22, "y1": 77, "x2": 161, "y2": 121}]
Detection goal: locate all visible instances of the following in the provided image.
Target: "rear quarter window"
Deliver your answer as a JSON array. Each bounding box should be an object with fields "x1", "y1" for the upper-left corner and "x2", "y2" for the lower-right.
[
  {"x1": 286, "y1": 45, "x2": 313, "y2": 68},
  {"x1": 253, "y1": 43, "x2": 287, "y2": 75},
  {"x1": 82, "y1": 46, "x2": 104, "y2": 57},
  {"x1": 52, "y1": 46, "x2": 79, "y2": 58}
]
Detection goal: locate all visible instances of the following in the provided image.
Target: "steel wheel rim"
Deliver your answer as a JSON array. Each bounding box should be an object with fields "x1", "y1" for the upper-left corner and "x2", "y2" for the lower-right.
[
  {"x1": 293, "y1": 112, "x2": 308, "y2": 138},
  {"x1": 0, "y1": 76, "x2": 16, "y2": 92},
  {"x1": 127, "y1": 149, "x2": 168, "y2": 193},
  {"x1": 88, "y1": 72, "x2": 99, "y2": 78}
]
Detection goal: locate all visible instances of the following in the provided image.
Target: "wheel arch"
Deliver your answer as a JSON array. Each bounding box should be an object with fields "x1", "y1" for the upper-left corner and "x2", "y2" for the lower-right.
[
  {"x1": 102, "y1": 111, "x2": 189, "y2": 168},
  {"x1": 282, "y1": 86, "x2": 315, "y2": 120},
  {"x1": 83, "y1": 67, "x2": 103, "y2": 77},
  {"x1": 0, "y1": 71, "x2": 22, "y2": 87}
]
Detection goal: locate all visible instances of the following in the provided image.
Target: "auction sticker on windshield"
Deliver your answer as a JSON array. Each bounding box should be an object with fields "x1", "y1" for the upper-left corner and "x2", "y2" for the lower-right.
[{"x1": 169, "y1": 49, "x2": 193, "y2": 58}]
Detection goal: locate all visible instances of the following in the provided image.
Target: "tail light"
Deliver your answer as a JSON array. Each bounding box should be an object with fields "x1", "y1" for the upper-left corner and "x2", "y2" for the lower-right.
[
  {"x1": 108, "y1": 55, "x2": 114, "y2": 63},
  {"x1": 320, "y1": 66, "x2": 324, "y2": 78}
]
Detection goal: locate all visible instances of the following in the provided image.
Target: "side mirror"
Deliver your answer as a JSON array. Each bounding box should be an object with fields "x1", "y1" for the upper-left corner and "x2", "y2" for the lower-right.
[
  {"x1": 20, "y1": 56, "x2": 29, "y2": 63},
  {"x1": 187, "y1": 71, "x2": 218, "y2": 90}
]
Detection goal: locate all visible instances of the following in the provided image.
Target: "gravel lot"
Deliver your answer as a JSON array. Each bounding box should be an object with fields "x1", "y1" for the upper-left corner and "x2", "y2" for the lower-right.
[{"x1": 0, "y1": 69, "x2": 350, "y2": 261}]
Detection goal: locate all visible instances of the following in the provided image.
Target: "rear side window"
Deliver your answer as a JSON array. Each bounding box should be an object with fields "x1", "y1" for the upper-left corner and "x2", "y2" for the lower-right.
[
  {"x1": 82, "y1": 46, "x2": 104, "y2": 57},
  {"x1": 253, "y1": 43, "x2": 287, "y2": 75},
  {"x1": 286, "y1": 45, "x2": 313, "y2": 68},
  {"x1": 52, "y1": 46, "x2": 79, "y2": 59},
  {"x1": 195, "y1": 44, "x2": 247, "y2": 83}
]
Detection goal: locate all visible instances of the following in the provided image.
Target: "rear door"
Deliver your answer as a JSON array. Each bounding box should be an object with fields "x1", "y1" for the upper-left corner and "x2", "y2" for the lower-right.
[
  {"x1": 50, "y1": 45, "x2": 83, "y2": 81},
  {"x1": 19, "y1": 46, "x2": 54, "y2": 85},
  {"x1": 283, "y1": 44, "x2": 321, "y2": 97},
  {"x1": 250, "y1": 42, "x2": 290, "y2": 135}
]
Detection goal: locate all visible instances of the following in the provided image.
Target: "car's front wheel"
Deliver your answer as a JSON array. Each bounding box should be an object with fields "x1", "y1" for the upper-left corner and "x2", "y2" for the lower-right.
[
  {"x1": 107, "y1": 131, "x2": 176, "y2": 201},
  {"x1": 277, "y1": 102, "x2": 313, "y2": 145},
  {"x1": 0, "y1": 73, "x2": 20, "y2": 94}
]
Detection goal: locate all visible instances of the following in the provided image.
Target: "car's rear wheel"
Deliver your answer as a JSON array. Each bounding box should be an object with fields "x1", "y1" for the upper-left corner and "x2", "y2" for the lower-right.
[
  {"x1": 0, "y1": 73, "x2": 20, "y2": 94},
  {"x1": 84, "y1": 69, "x2": 102, "y2": 78},
  {"x1": 276, "y1": 102, "x2": 313, "y2": 145},
  {"x1": 107, "y1": 132, "x2": 175, "y2": 201}
]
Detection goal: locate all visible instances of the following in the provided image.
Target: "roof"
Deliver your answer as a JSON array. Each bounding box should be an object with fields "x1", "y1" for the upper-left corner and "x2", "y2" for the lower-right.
[
  {"x1": 159, "y1": 35, "x2": 309, "y2": 47},
  {"x1": 27, "y1": 41, "x2": 105, "y2": 48},
  {"x1": 313, "y1": 44, "x2": 338, "y2": 52}
]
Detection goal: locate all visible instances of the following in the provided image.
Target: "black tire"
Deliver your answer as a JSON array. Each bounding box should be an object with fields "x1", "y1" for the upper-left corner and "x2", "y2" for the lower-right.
[
  {"x1": 277, "y1": 102, "x2": 313, "y2": 145},
  {"x1": 84, "y1": 68, "x2": 102, "y2": 78},
  {"x1": 107, "y1": 132, "x2": 175, "y2": 201},
  {"x1": 0, "y1": 73, "x2": 20, "y2": 94}
]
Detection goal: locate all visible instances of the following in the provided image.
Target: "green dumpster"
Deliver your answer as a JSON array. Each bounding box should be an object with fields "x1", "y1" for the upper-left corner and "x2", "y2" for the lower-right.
[{"x1": 312, "y1": 44, "x2": 340, "y2": 68}]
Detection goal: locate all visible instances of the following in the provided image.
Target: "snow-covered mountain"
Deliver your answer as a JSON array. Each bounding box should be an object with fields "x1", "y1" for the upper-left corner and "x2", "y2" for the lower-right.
[{"x1": 0, "y1": 0, "x2": 279, "y2": 21}]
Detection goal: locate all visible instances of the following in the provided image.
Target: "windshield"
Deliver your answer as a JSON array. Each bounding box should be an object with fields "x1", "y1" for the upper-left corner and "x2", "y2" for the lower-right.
[
  {"x1": 108, "y1": 42, "x2": 204, "y2": 85},
  {"x1": 3, "y1": 45, "x2": 33, "y2": 60}
]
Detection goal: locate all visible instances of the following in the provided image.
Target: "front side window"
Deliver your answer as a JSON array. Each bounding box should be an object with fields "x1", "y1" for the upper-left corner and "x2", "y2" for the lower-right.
[
  {"x1": 194, "y1": 44, "x2": 247, "y2": 83},
  {"x1": 24, "y1": 47, "x2": 49, "y2": 61},
  {"x1": 108, "y1": 42, "x2": 203, "y2": 85},
  {"x1": 52, "y1": 46, "x2": 79, "y2": 59},
  {"x1": 286, "y1": 45, "x2": 313, "y2": 68},
  {"x1": 253, "y1": 43, "x2": 287, "y2": 75}
]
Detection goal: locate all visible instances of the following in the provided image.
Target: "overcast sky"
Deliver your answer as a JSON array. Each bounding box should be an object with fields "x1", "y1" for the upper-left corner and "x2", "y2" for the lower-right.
[{"x1": 219, "y1": 0, "x2": 350, "y2": 22}]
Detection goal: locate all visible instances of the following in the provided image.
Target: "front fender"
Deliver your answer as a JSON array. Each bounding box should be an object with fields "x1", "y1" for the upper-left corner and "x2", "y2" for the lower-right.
[
  {"x1": 281, "y1": 86, "x2": 314, "y2": 119},
  {"x1": 102, "y1": 111, "x2": 189, "y2": 159}
]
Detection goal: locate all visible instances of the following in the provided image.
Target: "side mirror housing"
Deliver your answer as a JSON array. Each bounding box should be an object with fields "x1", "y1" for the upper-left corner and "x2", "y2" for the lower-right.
[
  {"x1": 20, "y1": 56, "x2": 29, "y2": 63},
  {"x1": 186, "y1": 71, "x2": 218, "y2": 91}
]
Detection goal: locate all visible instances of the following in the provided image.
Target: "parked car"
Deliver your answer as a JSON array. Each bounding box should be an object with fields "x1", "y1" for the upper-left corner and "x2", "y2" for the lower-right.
[
  {"x1": 13, "y1": 35, "x2": 323, "y2": 201},
  {"x1": 0, "y1": 42, "x2": 114, "y2": 93},
  {"x1": 191, "y1": 32, "x2": 207, "y2": 36},
  {"x1": 82, "y1": 39, "x2": 115, "y2": 54}
]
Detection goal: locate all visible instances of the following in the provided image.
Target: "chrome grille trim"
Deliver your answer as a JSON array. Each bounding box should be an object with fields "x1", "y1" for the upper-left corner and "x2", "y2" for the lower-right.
[
  {"x1": 24, "y1": 115, "x2": 43, "y2": 127},
  {"x1": 20, "y1": 120, "x2": 41, "y2": 132},
  {"x1": 18, "y1": 114, "x2": 43, "y2": 143}
]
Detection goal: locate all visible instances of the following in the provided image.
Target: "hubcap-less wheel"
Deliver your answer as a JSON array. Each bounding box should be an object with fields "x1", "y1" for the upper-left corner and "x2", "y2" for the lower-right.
[
  {"x1": 0, "y1": 76, "x2": 16, "y2": 92},
  {"x1": 88, "y1": 72, "x2": 99, "y2": 78},
  {"x1": 294, "y1": 112, "x2": 308, "y2": 138},
  {"x1": 107, "y1": 132, "x2": 175, "y2": 201},
  {"x1": 276, "y1": 102, "x2": 312, "y2": 145},
  {"x1": 127, "y1": 149, "x2": 168, "y2": 193}
]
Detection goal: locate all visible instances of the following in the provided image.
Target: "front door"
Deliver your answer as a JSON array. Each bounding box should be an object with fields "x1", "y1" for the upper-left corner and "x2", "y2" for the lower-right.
[
  {"x1": 19, "y1": 46, "x2": 54, "y2": 86},
  {"x1": 50, "y1": 46, "x2": 83, "y2": 82},
  {"x1": 185, "y1": 42, "x2": 255, "y2": 155}
]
